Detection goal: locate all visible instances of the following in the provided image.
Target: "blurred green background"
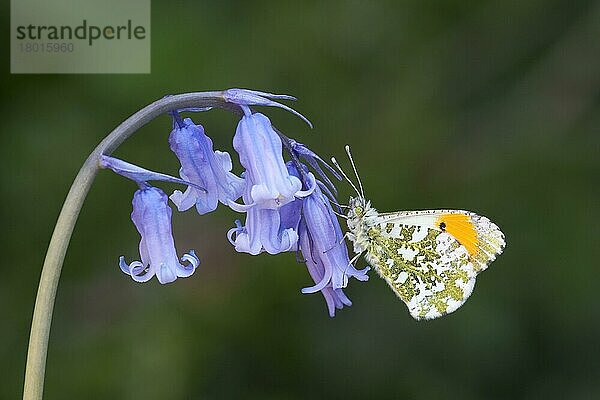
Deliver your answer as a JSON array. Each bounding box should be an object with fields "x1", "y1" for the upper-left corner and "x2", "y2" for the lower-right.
[{"x1": 2, "y1": 1, "x2": 599, "y2": 399}]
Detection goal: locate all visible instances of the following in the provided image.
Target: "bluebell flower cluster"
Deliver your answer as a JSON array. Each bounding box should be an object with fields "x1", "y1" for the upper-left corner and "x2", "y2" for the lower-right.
[{"x1": 100, "y1": 89, "x2": 369, "y2": 316}]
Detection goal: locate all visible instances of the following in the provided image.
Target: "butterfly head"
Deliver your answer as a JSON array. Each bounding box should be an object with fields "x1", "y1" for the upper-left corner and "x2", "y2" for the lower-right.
[
  {"x1": 347, "y1": 195, "x2": 376, "y2": 221},
  {"x1": 348, "y1": 195, "x2": 367, "y2": 218}
]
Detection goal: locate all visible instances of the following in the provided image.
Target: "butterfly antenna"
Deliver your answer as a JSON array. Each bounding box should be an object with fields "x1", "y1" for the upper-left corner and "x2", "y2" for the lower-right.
[
  {"x1": 345, "y1": 145, "x2": 365, "y2": 198},
  {"x1": 331, "y1": 156, "x2": 361, "y2": 197}
]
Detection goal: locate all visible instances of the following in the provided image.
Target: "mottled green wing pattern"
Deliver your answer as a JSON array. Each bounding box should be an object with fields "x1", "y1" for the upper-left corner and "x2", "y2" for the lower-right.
[{"x1": 364, "y1": 211, "x2": 504, "y2": 320}]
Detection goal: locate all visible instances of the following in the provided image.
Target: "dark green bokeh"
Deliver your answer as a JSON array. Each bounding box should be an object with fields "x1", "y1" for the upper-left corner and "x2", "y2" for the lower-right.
[{"x1": 2, "y1": 1, "x2": 599, "y2": 399}]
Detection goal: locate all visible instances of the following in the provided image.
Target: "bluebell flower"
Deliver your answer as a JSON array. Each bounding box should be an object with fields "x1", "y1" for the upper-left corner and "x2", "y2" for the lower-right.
[
  {"x1": 227, "y1": 201, "x2": 301, "y2": 255},
  {"x1": 168, "y1": 112, "x2": 244, "y2": 215},
  {"x1": 287, "y1": 162, "x2": 368, "y2": 316},
  {"x1": 229, "y1": 111, "x2": 313, "y2": 211},
  {"x1": 100, "y1": 155, "x2": 200, "y2": 284},
  {"x1": 227, "y1": 162, "x2": 309, "y2": 255},
  {"x1": 119, "y1": 186, "x2": 199, "y2": 284},
  {"x1": 299, "y1": 177, "x2": 369, "y2": 292},
  {"x1": 298, "y1": 223, "x2": 354, "y2": 317}
]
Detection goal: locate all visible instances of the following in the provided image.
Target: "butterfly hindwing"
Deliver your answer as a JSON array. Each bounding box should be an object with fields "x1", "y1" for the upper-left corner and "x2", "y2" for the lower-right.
[{"x1": 364, "y1": 210, "x2": 505, "y2": 320}]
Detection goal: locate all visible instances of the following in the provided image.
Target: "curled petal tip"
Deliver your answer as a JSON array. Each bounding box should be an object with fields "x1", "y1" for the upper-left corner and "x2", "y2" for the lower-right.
[
  {"x1": 301, "y1": 270, "x2": 331, "y2": 294},
  {"x1": 118, "y1": 256, "x2": 129, "y2": 274},
  {"x1": 227, "y1": 199, "x2": 256, "y2": 212},
  {"x1": 181, "y1": 250, "x2": 200, "y2": 268},
  {"x1": 119, "y1": 257, "x2": 153, "y2": 283},
  {"x1": 176, "y1": 250, "x2": 199, "y2": 278},
  {"x1": 301, "y1": 286, "x2": 320, "y2": 294},
  {"x1": 294, "y1": 172, "x2": 317, "y2": 198},
  {"x1": 226, "y1": 228, "x2": 238, "y2": 246}
]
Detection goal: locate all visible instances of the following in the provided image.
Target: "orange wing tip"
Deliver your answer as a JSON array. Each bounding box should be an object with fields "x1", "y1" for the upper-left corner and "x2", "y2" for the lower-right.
[{"x1": 435, "y1": 213, "x2": 479, "y2": 257}]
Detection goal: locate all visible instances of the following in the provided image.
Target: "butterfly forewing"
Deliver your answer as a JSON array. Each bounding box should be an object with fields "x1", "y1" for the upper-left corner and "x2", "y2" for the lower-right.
[{"x1": 356, "y1": 208, "x2": 505, "y2": 320}]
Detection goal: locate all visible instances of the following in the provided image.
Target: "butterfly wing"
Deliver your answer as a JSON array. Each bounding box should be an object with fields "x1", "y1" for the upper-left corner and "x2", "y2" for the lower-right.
[{"x1": 366, "y1": 210, "x2": 505, "y2": 320}]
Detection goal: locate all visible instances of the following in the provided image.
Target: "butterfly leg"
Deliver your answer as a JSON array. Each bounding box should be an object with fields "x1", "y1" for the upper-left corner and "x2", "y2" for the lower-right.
[
  {"x1": 348, "y1": 251, "x2": 362, "y2": 266},
  {"x1": 340, "y1": 251, "x2": 364, "y2": 286},
  {"x1": 339, "y1": 232, "x2": 351, "y2": 245},
  {"x1": 323, "y1": 232, "x2": 352, "y2": 254}
]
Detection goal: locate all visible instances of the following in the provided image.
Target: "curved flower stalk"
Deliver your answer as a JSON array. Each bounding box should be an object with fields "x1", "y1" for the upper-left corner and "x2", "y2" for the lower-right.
[
  {"x1": 24, "y1": 91, "x2": 235, "y2": 400},
  {"x1": 169, "y1": 112, "x2": 245, "y2": 215}
]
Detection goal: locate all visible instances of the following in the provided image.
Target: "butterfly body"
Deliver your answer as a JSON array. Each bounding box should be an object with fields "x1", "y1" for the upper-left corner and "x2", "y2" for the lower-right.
[{"x1": 345, "y1": 195, "x2": 506, "y2": 320}]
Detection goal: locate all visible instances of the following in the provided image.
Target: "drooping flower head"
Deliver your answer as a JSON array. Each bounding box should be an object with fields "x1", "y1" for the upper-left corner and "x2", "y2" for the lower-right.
[
  {"x1": 292, "y1": 162, "x2": 369, "y2": 316},
  {"x1": 224, "y1": 90, "x2": 316, "y2": 255},
  {"x1": 169, "y1": 112, "x2": 245, "y2": 215},
  {"x1": 224, "y1": 89, "x2": 313, "y2": 211},
  {"x1": 101, "y1": 89, "x2": 370, "y2": 316},
  {"x1": 101, "y1": 155, "x2": 200, "y2": 284},
  {"x1": 298, "y1": 224, "x2": 354, "y2": 317},
  {"x1": 219, "y1": 89, "x2": 370, "y2": 316},
  {"x1": 300, "y1": 184, "x2": 369, "y2": 291},
  {"x1": 231, "y1": 111, "x2": 305, "y2": 210},
  {"x1": 120, "y1": 186, "x2": 199, "y2": 284}
]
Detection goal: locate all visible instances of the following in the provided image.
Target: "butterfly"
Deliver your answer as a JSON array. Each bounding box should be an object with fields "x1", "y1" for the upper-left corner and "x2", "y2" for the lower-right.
[{"x1": 331, "y1": 146, "x2": 506, "y2": 320}]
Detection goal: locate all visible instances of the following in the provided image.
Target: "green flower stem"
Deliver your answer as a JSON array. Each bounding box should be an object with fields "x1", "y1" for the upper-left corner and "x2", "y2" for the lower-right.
[{"x1": 23, "y1": 91, "x2": 229, "y2": 400}]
